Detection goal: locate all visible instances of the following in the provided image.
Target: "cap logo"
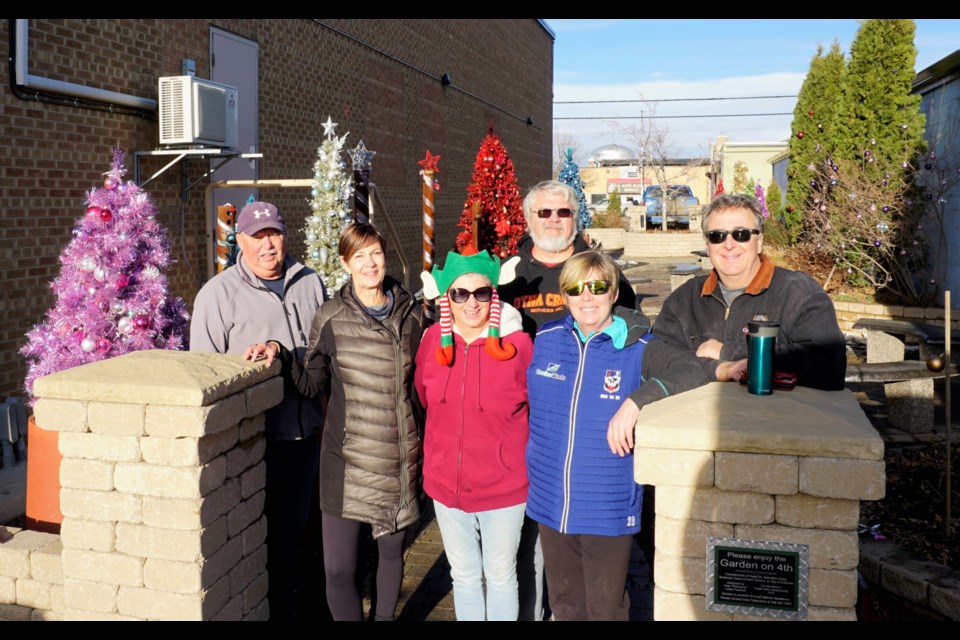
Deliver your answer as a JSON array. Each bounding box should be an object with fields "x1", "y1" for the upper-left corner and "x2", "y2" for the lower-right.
[{"x1": 252, "y1": 209, "x2": 271, "y2": 219}]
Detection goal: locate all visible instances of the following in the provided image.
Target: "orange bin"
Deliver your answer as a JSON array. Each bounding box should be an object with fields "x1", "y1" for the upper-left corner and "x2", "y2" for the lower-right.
[{"x1": 25, "y1": 415, "x2": 63, "y2": 533}]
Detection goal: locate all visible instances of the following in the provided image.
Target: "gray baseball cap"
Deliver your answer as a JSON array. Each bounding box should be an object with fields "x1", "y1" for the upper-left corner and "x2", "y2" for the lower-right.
[{"x1": 237, "y1": 201, "x2": 286, "y2": 235}]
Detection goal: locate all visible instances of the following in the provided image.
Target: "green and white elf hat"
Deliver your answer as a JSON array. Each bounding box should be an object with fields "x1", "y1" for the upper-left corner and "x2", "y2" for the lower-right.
[{"x1": 421, "y1": 248, "x2": 519, "y2": 366}]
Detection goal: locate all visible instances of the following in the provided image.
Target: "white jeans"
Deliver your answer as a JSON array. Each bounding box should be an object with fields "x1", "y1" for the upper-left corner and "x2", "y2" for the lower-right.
[{"x1": 434, "y1": 500, "x2": 527, "y2": 621}]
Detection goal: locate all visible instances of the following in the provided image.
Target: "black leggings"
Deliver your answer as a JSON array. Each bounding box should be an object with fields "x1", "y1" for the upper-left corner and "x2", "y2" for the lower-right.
[{"x1": 322, "y1": 512, "x2": 406, "y2": 621}]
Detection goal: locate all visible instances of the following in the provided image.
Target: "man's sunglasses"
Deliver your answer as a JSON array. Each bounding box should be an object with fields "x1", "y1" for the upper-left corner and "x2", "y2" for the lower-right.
[
  {"x1": 564, "y1": 280, "x2": 611, "y2": 296},
  {"x1": 705, "y1": 228, "x2": 761, "y2": 244},
  {"x1": 536, "y1": 208, "x2": 573, "y2": 219},
  {"x1": 448, "y1": 286, "x2": 493, "y2": 304}
]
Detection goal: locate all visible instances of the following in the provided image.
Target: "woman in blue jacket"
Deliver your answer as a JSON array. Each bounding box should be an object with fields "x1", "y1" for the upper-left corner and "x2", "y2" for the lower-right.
[{"x1": 525, "y1": 250, "x2": 704, "y2": 621}]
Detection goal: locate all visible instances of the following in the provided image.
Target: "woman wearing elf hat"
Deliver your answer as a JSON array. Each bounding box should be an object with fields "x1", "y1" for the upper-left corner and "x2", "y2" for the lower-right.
[{"x1": 414, "y1": 247, "x2": 534, "y2": 621}]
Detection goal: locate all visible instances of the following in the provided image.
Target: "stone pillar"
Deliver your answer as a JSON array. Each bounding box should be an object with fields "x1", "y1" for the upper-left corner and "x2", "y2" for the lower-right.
[
  {"x1": 865, "y1": 329, "x2": 934, "y2": 433},
  {"x1": 28, "y1": 350, "x2": 281, "y2": 621},
  {"x1": 635, "y1": 383, "x2": 885, "y2": 621}
]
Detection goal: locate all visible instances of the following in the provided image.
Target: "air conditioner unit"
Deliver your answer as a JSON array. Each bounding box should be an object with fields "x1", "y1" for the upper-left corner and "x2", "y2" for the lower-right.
[{"x1": 158, "y1": 76, "x2": 238, "y2": 148}]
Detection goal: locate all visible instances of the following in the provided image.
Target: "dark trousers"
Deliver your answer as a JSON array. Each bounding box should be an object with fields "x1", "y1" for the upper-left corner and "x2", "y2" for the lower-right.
[
  {"x1": 322, "y1": 512, "x2": 406, "y2": 621},
  {"x1": 264, "y1": 433, "x2": 321, "y2": 622},
  {"x1": 517, "y1": 514, "x2": 547, "y2": 620},
  {"x1": 538, "y1": 523, "x2": 633, "y2": 621}
]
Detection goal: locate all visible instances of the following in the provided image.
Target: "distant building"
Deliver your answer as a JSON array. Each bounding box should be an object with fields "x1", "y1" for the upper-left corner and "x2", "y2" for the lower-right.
[
  {"x1": 709, "y1": 136, "x2": 788, "y2": 196},
  {"x1": 581, "y1": 143, "x2": 710, "y2": 207}
]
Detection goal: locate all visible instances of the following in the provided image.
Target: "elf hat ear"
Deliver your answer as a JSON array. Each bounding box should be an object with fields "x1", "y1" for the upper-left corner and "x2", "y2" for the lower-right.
[
  {"x1": 499, "y1": 255, "x2": 520, "y2": 286},
  {"x1": 421, "y1": 270, "x2": 441, "y2": 301}
]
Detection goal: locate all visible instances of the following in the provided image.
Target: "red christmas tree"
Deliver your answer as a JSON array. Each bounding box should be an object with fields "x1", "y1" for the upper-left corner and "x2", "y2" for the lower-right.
[{"x1": 455, "y1": 131, "x2": 525, "y2": 258}]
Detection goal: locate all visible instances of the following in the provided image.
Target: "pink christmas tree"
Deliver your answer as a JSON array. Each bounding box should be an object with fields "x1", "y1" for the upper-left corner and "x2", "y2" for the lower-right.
[{"x1": 20, "y1": 148, "x2": 189, "y2": 401}]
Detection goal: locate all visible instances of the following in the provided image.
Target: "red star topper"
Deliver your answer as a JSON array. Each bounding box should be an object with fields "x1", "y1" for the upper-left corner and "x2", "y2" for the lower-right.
[{"x1": 418, "y1": 150, "x2": 441, "y2": 173}]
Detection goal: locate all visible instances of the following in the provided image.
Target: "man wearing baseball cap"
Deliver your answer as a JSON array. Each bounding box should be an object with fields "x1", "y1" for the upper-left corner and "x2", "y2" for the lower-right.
[{"x1": 191, "y1": 200, "x2": 327, "y2": 621}]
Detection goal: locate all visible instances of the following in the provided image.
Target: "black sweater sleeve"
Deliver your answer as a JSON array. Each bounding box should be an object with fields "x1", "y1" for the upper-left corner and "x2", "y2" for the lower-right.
[{"x1": 628, "y1": 338, "x2": 712, "y2": 410}]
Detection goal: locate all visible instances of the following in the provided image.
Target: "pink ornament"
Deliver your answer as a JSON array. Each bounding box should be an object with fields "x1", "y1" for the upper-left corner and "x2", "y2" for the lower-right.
[
  {"x1": 86, "y1": 205, "x2": 101, "y2": 218},
  {"x1": 134, "y1": 315, "x2": 150, "y2": 330},
  {"x1": 115, "y1": 274, "x2": 130, "y2": 289},
  {"x1": 100, "y1": 208, "x2": 113, "y2": 222},
  {"x1": 96, "y1": 338, "x2": 111, "y2": 353},
  {"x1": 104, "y1": 176, "x2": 118, "y2": 190}
]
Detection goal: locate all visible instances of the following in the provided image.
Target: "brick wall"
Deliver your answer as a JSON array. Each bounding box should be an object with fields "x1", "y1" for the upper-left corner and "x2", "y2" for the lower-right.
[{"x1": 1, "y1": 18, "x2": 554, "y2": 400}]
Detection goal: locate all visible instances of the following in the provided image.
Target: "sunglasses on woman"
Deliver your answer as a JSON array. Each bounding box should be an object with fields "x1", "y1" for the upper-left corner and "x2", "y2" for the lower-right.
[
  {"x1": 563, "y1": 280, "x2": 611, "y2": 296},
  {"x1": 535, "y1": 208, "x2": 573, "y2": 219},
  {"x1": 448, "y1": 286, "x2": 493, "y2": 304},
  {"x1": 705, "y1": 228, "x2": 761, "y2": 244}
]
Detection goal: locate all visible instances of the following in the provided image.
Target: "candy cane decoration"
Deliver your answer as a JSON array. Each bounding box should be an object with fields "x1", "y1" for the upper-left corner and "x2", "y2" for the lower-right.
[{"x1": 419, "y1": 150, "x2": 441, "y2": 321}]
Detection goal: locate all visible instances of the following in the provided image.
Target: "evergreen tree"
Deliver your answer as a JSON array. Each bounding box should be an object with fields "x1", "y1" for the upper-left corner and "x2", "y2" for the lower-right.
[
  {"x1": 304, "y1": 117, "x2": 354, "y2": 292},
  {"x1": 455, "y1": 131, "x2": 526, "y2": 258},
  {"x1": 834, "y1": 20, "x2": 926, "y2": 182},
  {"x1": 732, "y1": 161, "x2": 750, "y2": 194},
  {"x1": 607, "y1": 188, "x2": 623, "y2": 216},
  {"x1": 557, "y1": 146, "x2": 591, "y2": 231},
  {"x1": 766, "y1": 181, "x2": 784, "y2": 217},
  {"x1": 20, "y1": 148, "x2": 189, "y2": 401},
  {"x1": 786, "y1": 41, "x2": 845, "y2": 241},
  {"x1": 801, "y1": 20, "x2": 933, "y2": 305}
]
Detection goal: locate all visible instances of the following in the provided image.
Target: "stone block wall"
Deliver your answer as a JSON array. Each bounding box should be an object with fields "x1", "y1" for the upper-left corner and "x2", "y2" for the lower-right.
[
  {"x1": 583, "y1": 228, "x2": 624, "y2": 250},
  {"x1": 832, "y1": 300, "x2": 960, "y2": 334},
  {"x1": 0, "y1": 529, "x2": 63, "y2": 620},
  {"x1": 0, "y1": 350, "x2": 280, "y2": 621},
  {"x1": 634, "y1": 383, "x2": 885, "y2": 621},
  {"x1": 623, "y1": 231, "x2": 705, "y2": 258}
]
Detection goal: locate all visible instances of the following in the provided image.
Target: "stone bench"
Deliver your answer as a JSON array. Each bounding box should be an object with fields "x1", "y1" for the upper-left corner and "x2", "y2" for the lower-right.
[
  {"x1": 670, "y1": 264, "x2": 704, "y2": 291},
  {"x1": 845, "y1": 361, "x2": 958, "y2": 384},
  {"x1": 852, "y1": 319, "x2": 956, "y2": 434}
]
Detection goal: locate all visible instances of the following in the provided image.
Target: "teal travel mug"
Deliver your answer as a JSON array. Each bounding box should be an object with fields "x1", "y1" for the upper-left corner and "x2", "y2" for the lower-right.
[{"x1": 747, "y1": 321, "x2": 780, "y2": 395}]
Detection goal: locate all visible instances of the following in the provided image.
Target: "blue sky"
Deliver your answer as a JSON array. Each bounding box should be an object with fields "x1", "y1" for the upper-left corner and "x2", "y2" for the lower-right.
[{"x1": 546, "y1": 19, "x2": 960, "y2": 162}]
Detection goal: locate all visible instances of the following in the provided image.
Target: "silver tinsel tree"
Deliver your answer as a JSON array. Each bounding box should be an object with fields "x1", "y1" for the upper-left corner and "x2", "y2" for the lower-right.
[{"x1": 303, "y1": 116, "x2": 353, "y2": 292}]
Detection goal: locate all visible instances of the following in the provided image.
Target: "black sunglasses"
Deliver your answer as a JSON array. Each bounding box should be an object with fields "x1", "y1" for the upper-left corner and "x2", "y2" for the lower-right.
[
  {"x1": 705, "y1": 228, "x2": 761, "y2": 244},
  {"x1": 564, "y1": 280, "x2": 611, "y2": 296},
  {"x1": 535, "y1": 208, "x2": 573, "y2": 219},
  {"x1": 448, "y1": 286, "x2": 493, "y2": 304}
]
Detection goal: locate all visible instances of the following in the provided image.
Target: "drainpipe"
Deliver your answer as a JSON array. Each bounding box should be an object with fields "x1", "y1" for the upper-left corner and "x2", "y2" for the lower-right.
[{"x1": 12, "y1": 19, "x2": 156, "y2": 111}]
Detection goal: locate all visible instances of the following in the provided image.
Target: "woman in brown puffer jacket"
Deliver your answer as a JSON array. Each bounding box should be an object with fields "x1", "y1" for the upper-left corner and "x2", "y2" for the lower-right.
[{"x1": 248, "y1": 222, "x2": 425, "y2": 621}]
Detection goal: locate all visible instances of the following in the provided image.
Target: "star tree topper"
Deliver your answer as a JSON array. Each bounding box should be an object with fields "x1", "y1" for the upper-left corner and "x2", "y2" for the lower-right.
[
  {"x1": 349, "y1": 140, "x2": 377, "y2": 171},
  {"x1": 322, "y1": 116, "x2": 338, "y2": 139},
  {"x1": 418, "y1": 150, "x2": 441, "y2": 174}
]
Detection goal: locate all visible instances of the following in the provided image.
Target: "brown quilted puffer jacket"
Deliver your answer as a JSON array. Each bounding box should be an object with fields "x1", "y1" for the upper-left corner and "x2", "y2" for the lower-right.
[{"x1": 291, "y1": 276, "x2": 426, "y2": 539}]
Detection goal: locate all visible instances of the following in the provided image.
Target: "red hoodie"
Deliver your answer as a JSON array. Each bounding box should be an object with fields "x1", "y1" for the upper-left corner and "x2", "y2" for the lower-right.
[{"x1": 414, "y1": 305, "x2": 533, "y2": 513}]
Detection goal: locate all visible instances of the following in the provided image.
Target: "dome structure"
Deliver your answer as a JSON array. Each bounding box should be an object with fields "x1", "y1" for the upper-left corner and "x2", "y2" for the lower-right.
[{"x1": 589, "y1": 143, "x2": 637, "y2": 166}]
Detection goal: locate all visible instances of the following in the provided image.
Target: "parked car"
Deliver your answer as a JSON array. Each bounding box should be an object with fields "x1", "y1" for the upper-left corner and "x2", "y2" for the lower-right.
[
  {"x1": 586, "y1": 198, "x2": 629, "y2": 215},
  {"x1": 641, "y1": 184, "x2": 699, "y2": 229}
]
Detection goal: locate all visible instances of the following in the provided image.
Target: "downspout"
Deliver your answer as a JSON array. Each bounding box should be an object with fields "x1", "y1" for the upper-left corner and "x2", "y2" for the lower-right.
[{"x1": 11, "y1": 19, "x2": 156, "y2": 112}]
